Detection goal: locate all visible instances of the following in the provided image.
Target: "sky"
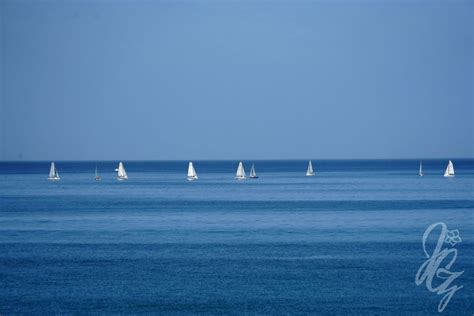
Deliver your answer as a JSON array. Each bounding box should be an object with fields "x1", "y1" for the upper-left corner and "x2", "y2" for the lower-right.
[{"x1": 0, "y1": 0, "x2": 473, "y2": 161}]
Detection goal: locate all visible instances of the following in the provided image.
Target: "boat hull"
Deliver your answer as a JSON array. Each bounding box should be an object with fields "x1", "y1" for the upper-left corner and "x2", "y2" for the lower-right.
[
  {"x1": 187, "y1": 177, "x2": 198, "y2": 181},
  {"x1": 235, "y1": 176, "x2": 246, "y2": 180},
  {"x1": 306, "y1": 173, "x2": 315, "y2": 176},
  {"x1": 48, "y1": 177, "x2": 60, "y2": 181},
  {"x1": 117, "y1": 177, "x2": 128, "y2": 181}
]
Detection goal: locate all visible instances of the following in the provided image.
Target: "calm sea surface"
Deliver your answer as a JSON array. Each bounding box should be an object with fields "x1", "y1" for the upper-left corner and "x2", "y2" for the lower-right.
[{"x1": 0, "y1": 160, "x2": 473, "y2": 314}]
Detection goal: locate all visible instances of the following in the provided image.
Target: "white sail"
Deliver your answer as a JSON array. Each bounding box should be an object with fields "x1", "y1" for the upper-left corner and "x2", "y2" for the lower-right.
[
  {"x1": 235, "y1": 161, "x2": 246, "y2": 179},
  {"x1": 306, "y1": 160, "x2": 315, "y2": 176},
  {"x1": 117, "y1": 162, "x2": 128, "y2": 180},
  {"x1": 48, "y1": 162, "x2": 60, "y2": 180},
  {"x1": 444, "y1": 160, "x2": 455, "y2": 177},
  {"x1": 249, "y1": 164, "x2": 258, "y2": 178},
  {"x1": 95, "y1": 165, "x2": 101, "y2": 181},
  {"x1": 187, "y1": 161, "x2": 198, "y2": 180},
  {"x1": 419, "y1": 161, "x2": 424, "y2": 177},
  {"x1": 49, "y1": 162, "x2": 55, "y2": 178}
]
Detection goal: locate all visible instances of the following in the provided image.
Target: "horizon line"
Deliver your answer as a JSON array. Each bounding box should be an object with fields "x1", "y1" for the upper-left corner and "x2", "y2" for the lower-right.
[{"x1": 1, "y1": 157, "x2": 473, "y2": 163}]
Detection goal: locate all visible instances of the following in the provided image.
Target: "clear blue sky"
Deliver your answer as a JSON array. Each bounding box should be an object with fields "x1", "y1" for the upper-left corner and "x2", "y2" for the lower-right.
[{"x1": 1, "y1": 0, "x2": 472, "y2": 160}]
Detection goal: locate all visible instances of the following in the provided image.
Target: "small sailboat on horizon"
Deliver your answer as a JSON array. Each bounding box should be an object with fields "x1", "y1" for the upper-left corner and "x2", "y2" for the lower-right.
[
  {"x1": 418, "y1": 161, "x2": 424, "y2": 177},
  {"x1": 116, "y1": 162, "x2": 128, "y2": 181},
  {"x1": 48, "y1": 162, "x2": 60, "y2": 181},
  {"x1": 444, "y1": 160, "x2": 455, "y2": 177},
  {"x1": 249, "y1": 163, "x2": 258, "y2": 179},
  {"x1": 187, "y1": 161, "x2": 198, "y2": 181},
  {"x1": 306, "y1": 160, "x2": 315, "y2": 176},
  {"x1": 235, "y1": 161, "x2": 246, "y2": 180},
  {"x1": 95, "y1": 165, "x2": 101, "y2": 181}
]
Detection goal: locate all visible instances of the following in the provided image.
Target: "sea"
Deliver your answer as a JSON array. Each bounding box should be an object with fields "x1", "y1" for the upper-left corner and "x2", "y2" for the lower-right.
[{"x1": 0, "y1": 159, "x2": 473, "y2": 315}]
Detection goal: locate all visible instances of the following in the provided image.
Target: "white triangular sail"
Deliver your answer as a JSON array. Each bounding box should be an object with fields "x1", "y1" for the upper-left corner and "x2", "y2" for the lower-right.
[
  {"x1": 419, "y1": 161, "x2": 424, "y2": 177},
  {"x1": 48, "y1": 162, "x2": 60, "y2": 180},
  {"x1": 444, "y1": 160, "x2": 455, "y2": 177},
  {"x1": 235, "y1": 161, "x2": 246, "y2": 179},
  {"x1": 49, "y1": 162, "x2": 56, "y2": 178},
  {"x1": 306, "y1": 160, "x2": 315, "y2": 176},
  {"x1": 249, "y1": 164, "x2": 258, "y2": 178},
  {"x1": 95, "y1": 165, "x2": 101, "y2": 180},
  {"x1": 187, "y1": 161, "x2": 198, "y2": 180},
  {"x1": 117, "y1": 162, "x2": 128, "y2": 180}
]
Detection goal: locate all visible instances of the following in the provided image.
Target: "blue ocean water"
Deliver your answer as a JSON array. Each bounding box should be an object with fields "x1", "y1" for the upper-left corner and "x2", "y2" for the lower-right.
[{"x1": 0, "y1": 160, "x2": 473, "y2": 314}]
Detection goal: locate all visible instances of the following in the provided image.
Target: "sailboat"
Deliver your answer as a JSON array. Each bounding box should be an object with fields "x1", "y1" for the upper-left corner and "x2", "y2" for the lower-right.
[
  {"x1": 95, "y1": 165, "x2": 101, "y2": 181},
  {"x1": 306, "y1": 160, "x2": 315, "y2": 176},
  {"x1": 444, "y1": 160, "x2": 455, "y2": 177},
  {"x1": 235, "y1": 161, "x2": 246, "y2": 180},
  {"x1": 116, "y1": 162, "x2": 128, "y2": 181},
  {"x1": 48, "y1": 162, "x2": 60, "y2": 181},
  {"x1": 187, "y1": 161, "x2": 198, "y2": 181},
  {"x1": 249, "y1": 163, "x2": 258, "y2": 179},
  {"x1": 418, "y1": 161, "x2": 424, "y2": 177}
]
